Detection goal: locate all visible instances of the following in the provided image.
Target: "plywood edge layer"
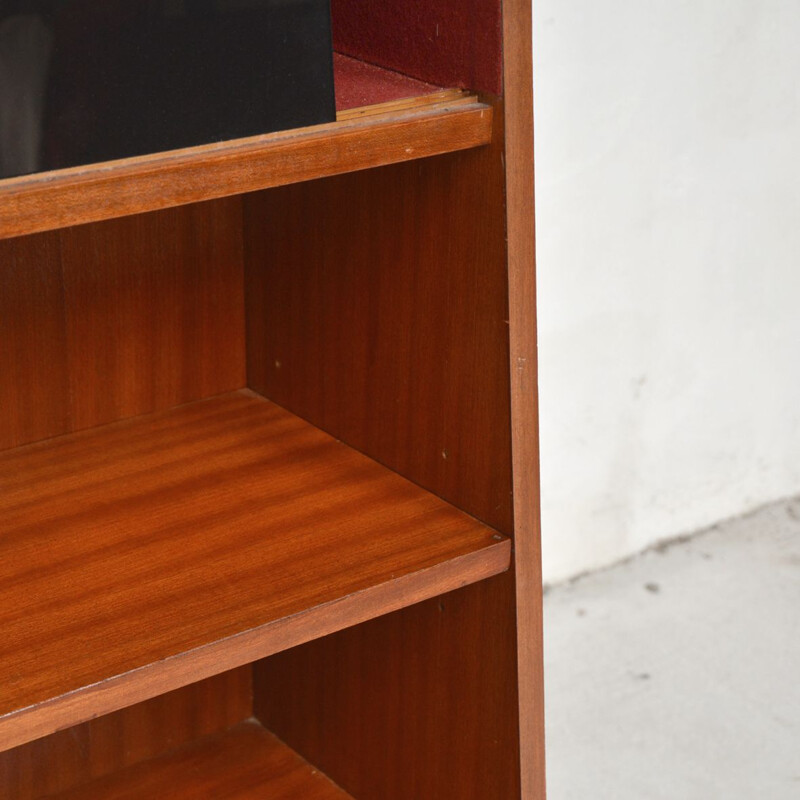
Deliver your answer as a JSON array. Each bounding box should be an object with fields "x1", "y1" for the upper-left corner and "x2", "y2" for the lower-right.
[{"x1": 0, "y1": 97, "x2": 492, "y2": 240}]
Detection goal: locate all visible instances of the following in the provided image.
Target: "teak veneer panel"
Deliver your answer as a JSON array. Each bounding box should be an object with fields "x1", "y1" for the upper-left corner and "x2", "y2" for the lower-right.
[
  {"x1": 0, "y1": 390, "x2": 509, "y2": 752},
  {"x1": 50, "y1": 721, "x2": 352, "y2": 800},
  {"x1": 255, "y1": 573, "x2": 521, "y2": 800},
  {"x1": 0, "y1": 232, "x2": 68, "y2": 451},
  {"x1": 0, "y1": 97, "x2": 491, "y2": 239},
  {"x1": 60, "y1": 202, "x2": 246, "y2": 431},
  {"x1": 244, "y1": 114, "x2": 512, "y2": 536},
  {"x1": 0, "y1": 201, "x2": 245, "y2": 452},
  {"x1": 246, "y1": 103, "x2": 522, "y2": 800}
]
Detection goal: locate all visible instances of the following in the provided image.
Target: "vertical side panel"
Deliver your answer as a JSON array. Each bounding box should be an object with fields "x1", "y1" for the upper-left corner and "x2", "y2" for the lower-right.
[
  {"x1": 246, "y1": 111, "x2": 522, "y2": 796},
  {"x1": 255, "y1": 575, "x2": 521, "y2": 800},
  {"x1": 0, "y1": 667, "x2": 252, "y2": 799},
  {"x1": 244, "y1": 128, "x2": 512, "y2": 534},
  {"x1": 61, "y1": 198, "x2": 246, "y2": 432},
  {"x1": 503, "y1": 0, "x2": 547, "y2": 796},
  {"x1": 0, "y1": 232, "x2": 68, "y2": 451}
]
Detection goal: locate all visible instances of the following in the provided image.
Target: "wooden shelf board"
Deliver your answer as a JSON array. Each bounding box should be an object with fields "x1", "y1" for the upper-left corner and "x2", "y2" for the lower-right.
[
  {"x1": 0, "y1": 61, "x2": 491, "y2": 240},
  {"x1": 51, "y1": 720, "x2": 352, "y2": 799},
  {"x1": 0, "y1": 390, "x2": 510, "y2": 752}
]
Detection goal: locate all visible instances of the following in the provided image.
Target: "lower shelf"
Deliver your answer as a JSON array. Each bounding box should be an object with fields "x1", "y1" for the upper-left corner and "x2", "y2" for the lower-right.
[
  {"x1": 51, "y1": 721, "x2": 352, "y2": 799},
  {"x1": 0, "y1": 390, "x2": 510, "y2": 751}
]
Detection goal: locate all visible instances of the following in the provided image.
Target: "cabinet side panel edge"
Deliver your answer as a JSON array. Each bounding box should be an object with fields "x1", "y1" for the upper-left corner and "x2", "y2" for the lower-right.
[{"x1": 502, "y1": 0, "x2": 547, "y2": 796}]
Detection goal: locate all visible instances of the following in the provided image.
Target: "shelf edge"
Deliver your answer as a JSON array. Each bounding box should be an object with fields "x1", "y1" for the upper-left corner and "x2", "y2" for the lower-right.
[
  {"x1": 0, "y1": 538, "x2": 509, "y2": 753},
  {"x1": 0, "y1": 100, "x2": 492, "y2": 240}
]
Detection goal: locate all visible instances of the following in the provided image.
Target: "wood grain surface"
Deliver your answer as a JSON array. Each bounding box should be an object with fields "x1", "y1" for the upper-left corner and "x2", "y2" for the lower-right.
[
  {"x1": 503, "y1": 0, "x2": 548, "y2": 796},
  {"x1": 0, "y1": 390, "x2": 509, "y2": 752},
  {"x1": 256, "y1": 573, "x2": 521, "y2": 800},
  {"x1": 0, "y1": 98, "x2": 491, "y2": 240},
  {"x1": 0, "y1": 232, "x2": 68, "y2": 451},
  {"x1": 244, "y1": 111, "x2": 512, "y2": 535},
  {"x1": 50, "y1": 721, "x2": 352, "y2": 800},
  {"x1": 60, "y1": 201, "x2": 246, "y2": 431},
  {"x1": 0, "y1": 4, "x2": 543, "y2": 795},
  {"x1": 0, "y1": 669, "x2": 251, "y2": 799},
  {"x1": 247, "y1": 106, "x2": 523, "y2": 798},
  {"x1": 0, "y1": 200, "x2": 245, "y2": 452}
]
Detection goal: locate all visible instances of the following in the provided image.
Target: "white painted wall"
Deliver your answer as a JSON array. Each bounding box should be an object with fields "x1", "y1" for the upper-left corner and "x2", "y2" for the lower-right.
[{"x1": 533, "y1": 1, "x2": 800, "y2": 583}]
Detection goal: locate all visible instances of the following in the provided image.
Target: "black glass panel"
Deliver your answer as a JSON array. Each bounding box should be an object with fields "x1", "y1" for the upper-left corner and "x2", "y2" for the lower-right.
[{"x1": 0, "y1": 0, "x2": 336, "y2": 179}]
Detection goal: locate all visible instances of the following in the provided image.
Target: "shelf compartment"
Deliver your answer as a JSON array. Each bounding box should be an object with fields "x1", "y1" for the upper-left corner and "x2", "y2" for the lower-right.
[
  {"x1": 50, "y1": 720, "x2": 353, "y2": 799},
  {"x1": 0, "y1": 56, "x2": 491, "y2": 240},
  {"x1": 0, "y1": 390, "x2": 510, "y2": 752}
]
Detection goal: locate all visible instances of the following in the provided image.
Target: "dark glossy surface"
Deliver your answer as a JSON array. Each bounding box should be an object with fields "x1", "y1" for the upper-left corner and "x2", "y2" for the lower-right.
[{"x1": 0, "y1": 0, "x2": 335, "y2": 179}]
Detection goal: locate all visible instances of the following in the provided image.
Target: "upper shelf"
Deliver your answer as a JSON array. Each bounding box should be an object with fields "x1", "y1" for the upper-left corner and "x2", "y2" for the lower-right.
[
  {"x1": 0, "y1": 390, "x2": 509, "y2": 753},
  {"x1": 0, "y1": 55, "x2": 492, "y2": 240}
]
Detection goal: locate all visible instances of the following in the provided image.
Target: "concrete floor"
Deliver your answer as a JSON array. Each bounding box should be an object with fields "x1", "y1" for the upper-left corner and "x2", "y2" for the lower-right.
[{"x1": 544, "y1": 496, "x2": 800, "y2": 799}]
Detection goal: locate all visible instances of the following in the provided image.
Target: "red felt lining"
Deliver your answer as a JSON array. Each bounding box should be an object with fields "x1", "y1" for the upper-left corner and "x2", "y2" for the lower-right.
[
  {"x1": 333, "y1": 53, "x2": 442, "y2": 111},
  {"x1": 330, "y1": 0, "x2": 503, "y2": 97}
]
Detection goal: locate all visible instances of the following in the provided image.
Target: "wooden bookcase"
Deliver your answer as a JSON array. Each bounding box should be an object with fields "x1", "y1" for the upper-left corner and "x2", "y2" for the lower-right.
[{"x1": 0, "y1": 1, "x2": 544, "y2": 797}]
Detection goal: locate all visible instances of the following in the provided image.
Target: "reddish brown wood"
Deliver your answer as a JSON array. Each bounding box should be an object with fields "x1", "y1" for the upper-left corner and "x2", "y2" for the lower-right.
[
  {"x1": 0, "y1": 100, "x2": 492, "y2": 240},
  {"x1": 0, "y1": 390, "x2": 509, "y2": 752},
  {"x1": 0, "y1": 3, "x2": 543, "y2": 794},
  {"x1": 255, "y1": 573, "x2": 521, "y2": 800},
  {"x1": 244, "y1": 111, "x2": 512, "y2": 534},
  {"x1": 247, "y1": 105, "x2": 523, "y2": 798},
  {"x1": 60, "y1": 200, "x2": 246, "y2": 431},
  {"x1": 503, "y1": 0, "x2": 547, "y2": 796},
  {"x1": 336, "y1": 90, "x2": 476, "y2": 123},
  {"x1": 0, "y1": 201, "x2": 245, "y2": 450},
  {"x1": 0, "y1": 669, "x2": 251, "y2": 799},
  {"x1": 0, "y1": 232, "x2": 68, "y2": 451},
  {"x1": 50, "y1": 721, "x2": 352, "y2": 800}
]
